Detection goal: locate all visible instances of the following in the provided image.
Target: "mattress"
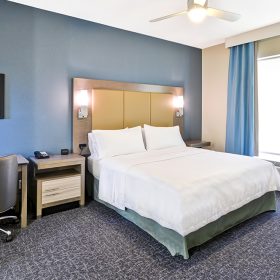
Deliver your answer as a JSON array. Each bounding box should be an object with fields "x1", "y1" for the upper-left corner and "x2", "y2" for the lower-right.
[
  {"x1": 87, "y1": 156, "x2": 101, "y2": 179},
  {"x1": 97, "y1": 146, "x2": 280, "y2": 236}
]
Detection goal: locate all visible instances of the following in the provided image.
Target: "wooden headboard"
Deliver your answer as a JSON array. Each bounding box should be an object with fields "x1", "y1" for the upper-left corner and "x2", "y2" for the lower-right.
[{"x1": 72, "y1": 78, "x2": 184, "y2": 154}]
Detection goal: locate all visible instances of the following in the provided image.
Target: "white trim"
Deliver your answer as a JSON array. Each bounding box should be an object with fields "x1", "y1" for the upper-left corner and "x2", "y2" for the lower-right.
[
  {"x1": 258, "y1": 54, "x2": 280, "y2": 61},
  {"x1": 225, "y1": 22, "x2": 280, "y2": 48}
]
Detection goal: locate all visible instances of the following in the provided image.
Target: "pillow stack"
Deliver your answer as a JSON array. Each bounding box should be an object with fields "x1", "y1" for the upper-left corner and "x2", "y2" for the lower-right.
[{"x1": 88, "y1": 125, "x2": 185, "y2": 159}]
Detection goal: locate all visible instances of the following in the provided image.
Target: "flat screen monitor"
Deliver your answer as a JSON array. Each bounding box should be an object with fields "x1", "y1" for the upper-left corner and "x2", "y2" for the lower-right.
[{"x1": 0, "y1": 74, "x2": 4, "y2": 119}]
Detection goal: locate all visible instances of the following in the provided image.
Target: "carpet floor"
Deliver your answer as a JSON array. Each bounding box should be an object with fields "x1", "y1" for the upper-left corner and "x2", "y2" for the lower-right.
[{"x1": 1, "y1": 193, "x2": 280, "y2": 280}]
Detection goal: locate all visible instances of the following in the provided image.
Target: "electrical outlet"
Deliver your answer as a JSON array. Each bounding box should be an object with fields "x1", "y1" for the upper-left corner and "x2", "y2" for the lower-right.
[{"x1": 79, "y1": 143, "x2": 87, "y2": 149}]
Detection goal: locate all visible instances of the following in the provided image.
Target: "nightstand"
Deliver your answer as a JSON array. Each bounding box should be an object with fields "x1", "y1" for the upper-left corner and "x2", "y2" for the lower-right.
[
  {"x1": 185, "y1": 140, "x2": 211, "y2": 148},
  {"x1": 30, "y1": 154, "x2": 85, "y2": 218}
]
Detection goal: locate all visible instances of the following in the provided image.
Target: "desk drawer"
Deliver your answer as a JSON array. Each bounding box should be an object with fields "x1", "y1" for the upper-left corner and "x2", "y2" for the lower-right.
[{"x1": 42, "y1": 175, "x2": 81, "y2": 204}]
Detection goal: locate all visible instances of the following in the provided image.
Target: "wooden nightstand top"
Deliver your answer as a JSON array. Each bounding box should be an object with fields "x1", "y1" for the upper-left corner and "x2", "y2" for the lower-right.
[
  {"x1": 30, "y1": 154, "x2": 85, "y2": 170},
  {"x1": 185, "y1": 140, "x2": 211, "y2": 148}
]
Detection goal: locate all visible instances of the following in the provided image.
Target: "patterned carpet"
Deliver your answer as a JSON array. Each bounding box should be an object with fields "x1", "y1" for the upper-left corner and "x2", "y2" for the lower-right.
[{"x1": 0, "y1": 193, "x2": 280, "y2": 280}]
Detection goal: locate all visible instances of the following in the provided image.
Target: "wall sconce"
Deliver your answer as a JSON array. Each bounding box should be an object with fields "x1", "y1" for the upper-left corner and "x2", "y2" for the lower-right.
[
  {"x1": 173, "y1": 95, "x2": 184, "y2": 117},
  {"x1": 77, "y1": 90, "x2": 89, "y2": 119}
]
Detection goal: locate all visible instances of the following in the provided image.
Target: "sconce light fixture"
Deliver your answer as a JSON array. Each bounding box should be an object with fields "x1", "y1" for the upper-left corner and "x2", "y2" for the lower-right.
[
  {"x1": 77, "y1": 90, "x2": 89, "y2": 119},
  {"x1": 173, "y1": 95, "x2": 184, "y2": 117}
]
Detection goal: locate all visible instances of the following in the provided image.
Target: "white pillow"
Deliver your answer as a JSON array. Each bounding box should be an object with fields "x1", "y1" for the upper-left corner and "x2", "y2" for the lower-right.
[
  {"x1": 89, "y1": 126, "x2": 146, "y2": 159},
  {"x1": 88, "y1": 128, "x2": 127, "y2": 158},
  {"x1": 144, "y1": 124, "x2": 185, "y2": 150}
]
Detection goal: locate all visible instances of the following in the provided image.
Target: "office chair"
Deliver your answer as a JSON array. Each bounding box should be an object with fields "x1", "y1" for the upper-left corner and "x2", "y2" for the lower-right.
[{"x1": 0, "y1": 155, "x2": 18, "y2": 242}]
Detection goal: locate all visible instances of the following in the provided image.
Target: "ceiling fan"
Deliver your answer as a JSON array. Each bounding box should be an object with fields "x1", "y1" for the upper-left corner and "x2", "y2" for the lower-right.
[{"x1": 150, "y1": 0, "x2": 241, "y2": 23}]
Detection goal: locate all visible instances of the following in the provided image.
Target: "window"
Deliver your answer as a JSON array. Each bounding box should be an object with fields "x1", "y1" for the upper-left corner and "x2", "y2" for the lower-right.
[{"x1": 258, "y1": 56, "x2": 280, "y2": 159}]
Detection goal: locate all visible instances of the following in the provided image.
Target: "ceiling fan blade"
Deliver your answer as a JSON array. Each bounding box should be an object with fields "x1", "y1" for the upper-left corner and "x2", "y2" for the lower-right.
[
  {"x1": 207, "y1": 7, "x2": 241, "y2": 22},
  {"x1": 150, "y1": 10, "x2": 187, "y2": 23}
]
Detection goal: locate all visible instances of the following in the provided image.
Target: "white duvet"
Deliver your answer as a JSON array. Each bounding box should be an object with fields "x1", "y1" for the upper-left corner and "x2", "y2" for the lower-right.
[{"x1": 98, "y1": 146, "x2": 280, "y2": 236}]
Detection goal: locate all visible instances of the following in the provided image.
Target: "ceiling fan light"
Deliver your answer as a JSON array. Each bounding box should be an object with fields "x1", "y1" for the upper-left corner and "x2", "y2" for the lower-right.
[
  {"x1": 194, "y1": 0, "x2": 207, "y2": 6},
  {"x1": 188, "y1": 6, "x2": 207, "y2": 23}
]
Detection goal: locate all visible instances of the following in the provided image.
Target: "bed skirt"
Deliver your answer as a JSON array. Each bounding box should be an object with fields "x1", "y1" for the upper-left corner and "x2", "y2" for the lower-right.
[{"x1": 92, "y1": 179, "x2": 276, "y2": 259}]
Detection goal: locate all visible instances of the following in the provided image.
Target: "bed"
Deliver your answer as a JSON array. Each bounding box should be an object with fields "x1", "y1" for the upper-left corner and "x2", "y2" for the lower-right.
[
  {"x1": 72, "y1": 78, "x2": 280, "y2": 259},
  {"x1": 87, "y1": 145, "x2": 280, "y2": 259}
]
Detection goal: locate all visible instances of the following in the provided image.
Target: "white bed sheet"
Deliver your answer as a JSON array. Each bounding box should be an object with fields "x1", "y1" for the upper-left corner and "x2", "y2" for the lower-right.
[
  {"x1": 87, "y1": 156, "x2": 101, "y2": 179},
  {"x1": 97, "y1": 146, "x2": 280, "y2": 236}
]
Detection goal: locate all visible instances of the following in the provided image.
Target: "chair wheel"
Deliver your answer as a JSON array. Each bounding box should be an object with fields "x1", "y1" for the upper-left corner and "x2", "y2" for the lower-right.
[{"x1": 6, "y1": 235, "x2": 13, "y2": 242}]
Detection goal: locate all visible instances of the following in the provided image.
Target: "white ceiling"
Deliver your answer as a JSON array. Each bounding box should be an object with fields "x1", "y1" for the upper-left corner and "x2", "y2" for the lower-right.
[{"x1": 8, "y1": 0, "x2": 280, "y2": 49}]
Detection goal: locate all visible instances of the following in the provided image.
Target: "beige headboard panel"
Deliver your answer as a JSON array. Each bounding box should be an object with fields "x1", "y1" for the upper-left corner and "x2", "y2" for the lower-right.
[
  {"x1": 92, "y1": 89, "x2": 124, "y2": 129},
  {"x1": 124, "y1": 91, "x2": 151, "y2": 128},
  {"x1": 151, "y1": 93, "x2": 173, "y2": 127},
  {"x1": 91, "y1": 90, "x2": 174, "y2": 130},
  {"x1": 73, "y1": 78, "x2": 184, "y2": 154}
]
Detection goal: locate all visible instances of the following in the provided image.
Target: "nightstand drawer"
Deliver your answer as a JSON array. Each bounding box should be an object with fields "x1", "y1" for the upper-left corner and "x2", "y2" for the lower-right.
[
  {"x1": 31, "y1": 154, "x2": 85, "y2": 219},
  {"x1": 42, "y1": 175, "x2": 81, "y2": 204}
]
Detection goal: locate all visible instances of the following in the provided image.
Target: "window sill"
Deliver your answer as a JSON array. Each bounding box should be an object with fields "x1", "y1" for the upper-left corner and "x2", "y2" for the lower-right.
[{"x1": 258, "y1": 152, "x2": 280, "y2": 166}]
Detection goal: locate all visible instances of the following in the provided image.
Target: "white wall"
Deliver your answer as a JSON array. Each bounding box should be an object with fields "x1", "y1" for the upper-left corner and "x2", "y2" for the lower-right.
[
  {"x1": 226, "y1": 22, "x2": 280, "y2": 48},
  {"x1": 202, "y1": 44, "x2": 229, "y2": 152}
]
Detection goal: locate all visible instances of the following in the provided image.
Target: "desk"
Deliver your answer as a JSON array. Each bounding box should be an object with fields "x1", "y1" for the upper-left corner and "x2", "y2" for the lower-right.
[{"x1": 17, "y1": 155, "x2": 29, "y2": 228}]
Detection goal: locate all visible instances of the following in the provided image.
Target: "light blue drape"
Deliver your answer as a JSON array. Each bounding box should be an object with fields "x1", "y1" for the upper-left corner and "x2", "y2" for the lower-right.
[{"x1": 225, "y1": 42, "x2": 255, "y2": 156}]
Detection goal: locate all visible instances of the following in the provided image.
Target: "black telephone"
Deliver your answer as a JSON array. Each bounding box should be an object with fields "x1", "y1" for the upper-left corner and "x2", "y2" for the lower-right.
[{"x1": 34, "y1": 151, "x2": 49, "y2": 159}]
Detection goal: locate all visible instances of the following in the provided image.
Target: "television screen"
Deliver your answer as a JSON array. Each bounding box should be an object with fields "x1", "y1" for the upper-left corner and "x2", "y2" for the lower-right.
[{"x1": 0, "y1": 74, "x2": 4, "y2": 119}]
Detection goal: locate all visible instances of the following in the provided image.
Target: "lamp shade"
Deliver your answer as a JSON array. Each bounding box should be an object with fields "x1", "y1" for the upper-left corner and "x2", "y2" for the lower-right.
[
  {"x1": 173, "y1": 96, "x2": 184, "y2": 108},
  {"x1": 77, "y1": 90, "x2": 89, "y2": 106}
]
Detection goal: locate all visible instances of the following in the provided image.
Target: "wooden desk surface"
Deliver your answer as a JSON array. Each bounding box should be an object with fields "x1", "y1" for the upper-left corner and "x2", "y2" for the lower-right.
[{"x1": 17, "y1": 154, "x2": 29, "y2": 165}]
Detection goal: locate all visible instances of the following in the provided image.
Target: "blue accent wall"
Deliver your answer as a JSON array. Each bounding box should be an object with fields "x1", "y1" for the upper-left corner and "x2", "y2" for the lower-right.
[{"x1": 0, "y1": 0, "x2": 202, "y2": 156}]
